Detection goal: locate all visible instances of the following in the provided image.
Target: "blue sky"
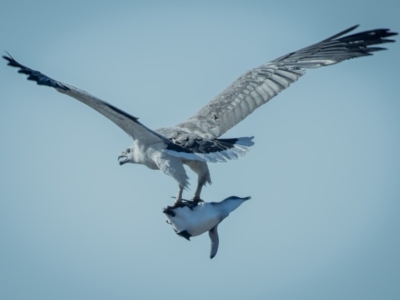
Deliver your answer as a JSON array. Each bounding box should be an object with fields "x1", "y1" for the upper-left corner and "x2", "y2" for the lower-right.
[{"x1": 1, "y1": 1, "x2": 399, "y2": 299}]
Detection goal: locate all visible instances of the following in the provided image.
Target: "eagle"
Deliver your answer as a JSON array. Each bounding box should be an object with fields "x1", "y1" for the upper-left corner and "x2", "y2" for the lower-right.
[{"x1": 3, "y1": 25, "x2": 397, "y2": 206}]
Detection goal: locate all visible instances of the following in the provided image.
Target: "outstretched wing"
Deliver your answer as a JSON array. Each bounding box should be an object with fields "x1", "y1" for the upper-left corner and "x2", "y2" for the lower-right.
[
  {"x1": 3, "y1": 54, "x2": 169, "y2": 146},
  {"x1": 173, "y1": 25, "x2": 397, "y2": 139}
]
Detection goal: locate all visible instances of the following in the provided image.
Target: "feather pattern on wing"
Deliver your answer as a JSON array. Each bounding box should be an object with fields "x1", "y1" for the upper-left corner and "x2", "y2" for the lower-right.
[
  {"x1": 170, "y1": 25, "x2": 397, "y2": 139},
  {"x1": 3, "y1": 26, "x2": 397, "y2": 164},
  {"x1": 3, "y1": 54, "x2": 169, "y2": 147}
]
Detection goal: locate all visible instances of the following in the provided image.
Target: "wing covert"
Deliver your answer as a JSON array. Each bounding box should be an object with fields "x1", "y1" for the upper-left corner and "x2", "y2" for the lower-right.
[{"x1": 174, "y1": 25, "x2": 397, "y2": 139}]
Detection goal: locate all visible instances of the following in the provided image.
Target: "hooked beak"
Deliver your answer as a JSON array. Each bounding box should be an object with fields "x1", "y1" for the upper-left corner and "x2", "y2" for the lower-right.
[{"x1": 118, "y1": 154, "x2": 128, "y2": 165}]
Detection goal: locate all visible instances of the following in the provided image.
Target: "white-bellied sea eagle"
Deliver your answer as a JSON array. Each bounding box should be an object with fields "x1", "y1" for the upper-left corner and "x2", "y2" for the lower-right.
[{"x1": 3, "y1": 25, "x2": 397, "y2": 206}]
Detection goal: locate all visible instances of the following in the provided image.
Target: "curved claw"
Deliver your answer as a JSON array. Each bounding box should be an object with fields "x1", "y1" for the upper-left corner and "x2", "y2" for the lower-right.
[{"x1": 191, "y1": 196, "x2": 204, "y2": 203}]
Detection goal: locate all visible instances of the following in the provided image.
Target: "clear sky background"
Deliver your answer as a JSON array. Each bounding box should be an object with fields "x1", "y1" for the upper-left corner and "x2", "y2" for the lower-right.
[{"x1": 1, "y1": 1, "x2": 399, "y2": 299}]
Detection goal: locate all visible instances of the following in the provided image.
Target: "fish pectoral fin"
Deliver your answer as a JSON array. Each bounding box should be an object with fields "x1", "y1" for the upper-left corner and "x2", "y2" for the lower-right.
[
  {"x1": 209, "y1": 225, "x2": 219, "y2": 259},
  {"x1": 177, "y1": 230, "x2": 191, "y2": 241}
]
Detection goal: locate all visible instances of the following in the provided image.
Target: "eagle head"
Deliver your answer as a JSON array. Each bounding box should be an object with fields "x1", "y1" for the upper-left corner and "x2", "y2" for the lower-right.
[{"x1": 118, "y1": 147, "x2": 135, "y2": 165}]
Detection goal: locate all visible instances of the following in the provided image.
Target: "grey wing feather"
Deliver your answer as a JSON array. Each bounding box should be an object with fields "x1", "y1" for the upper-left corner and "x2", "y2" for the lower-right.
[
  {"x1": 56, "y1": 85, "x2": 167, "y2": 145},
  {"x1": 174, "y1": 25, "x2": 397, "y2": 139},
  {"x1": 209, "y1": 225, "x2": 219, "y2": 259},
  {"x1": 3, "y1": 54, "x2": 167, "y2": 146}
]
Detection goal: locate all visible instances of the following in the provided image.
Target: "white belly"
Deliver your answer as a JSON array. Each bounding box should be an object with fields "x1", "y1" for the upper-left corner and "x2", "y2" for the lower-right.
[{"x1": 166, "y1": 203, "x2": 221, "y2": 237}]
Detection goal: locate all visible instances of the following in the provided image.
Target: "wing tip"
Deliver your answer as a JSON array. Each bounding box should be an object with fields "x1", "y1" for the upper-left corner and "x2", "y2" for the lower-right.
[
  {"x1": 3, "y1": 53, "x2": 70, "y2": 91},
  {"x1": 3, "y1": 52, "x2": 20, "y2": 67}
]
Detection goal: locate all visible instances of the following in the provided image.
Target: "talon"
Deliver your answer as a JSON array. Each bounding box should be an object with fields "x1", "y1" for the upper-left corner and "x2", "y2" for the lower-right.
[
  {"x1": 173, "y1": 195, "x2": 184, "y2": 206},
  {"x1": 192, "y1": 196, "x2": 204, "y2": 203},
  {"x1": 163, "y1": 206, "x2": 176, "y2": 217}
]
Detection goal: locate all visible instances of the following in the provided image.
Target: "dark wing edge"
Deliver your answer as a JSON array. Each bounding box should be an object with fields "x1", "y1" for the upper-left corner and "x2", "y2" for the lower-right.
[
  {"x1": 171, "y1": 25, "x2": 397, "y2": 140},
  {"x1": 3, "y1": 53, "x2": 169, "y2": 145},
  {"x1": 209, "y1": 225, "x2": 219, "y2": 259},
  {"x1": 272, "y1": 25, "x2": 398, "y2": 68},
  {"x1": 159, "y1": 131, "x2": 255, "y2": 163}
]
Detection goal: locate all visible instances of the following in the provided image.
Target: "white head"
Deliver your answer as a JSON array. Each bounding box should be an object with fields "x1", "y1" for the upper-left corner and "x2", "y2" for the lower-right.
[{"x1": 118, "y1": 146, "x2": 136, "y2": 165}]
